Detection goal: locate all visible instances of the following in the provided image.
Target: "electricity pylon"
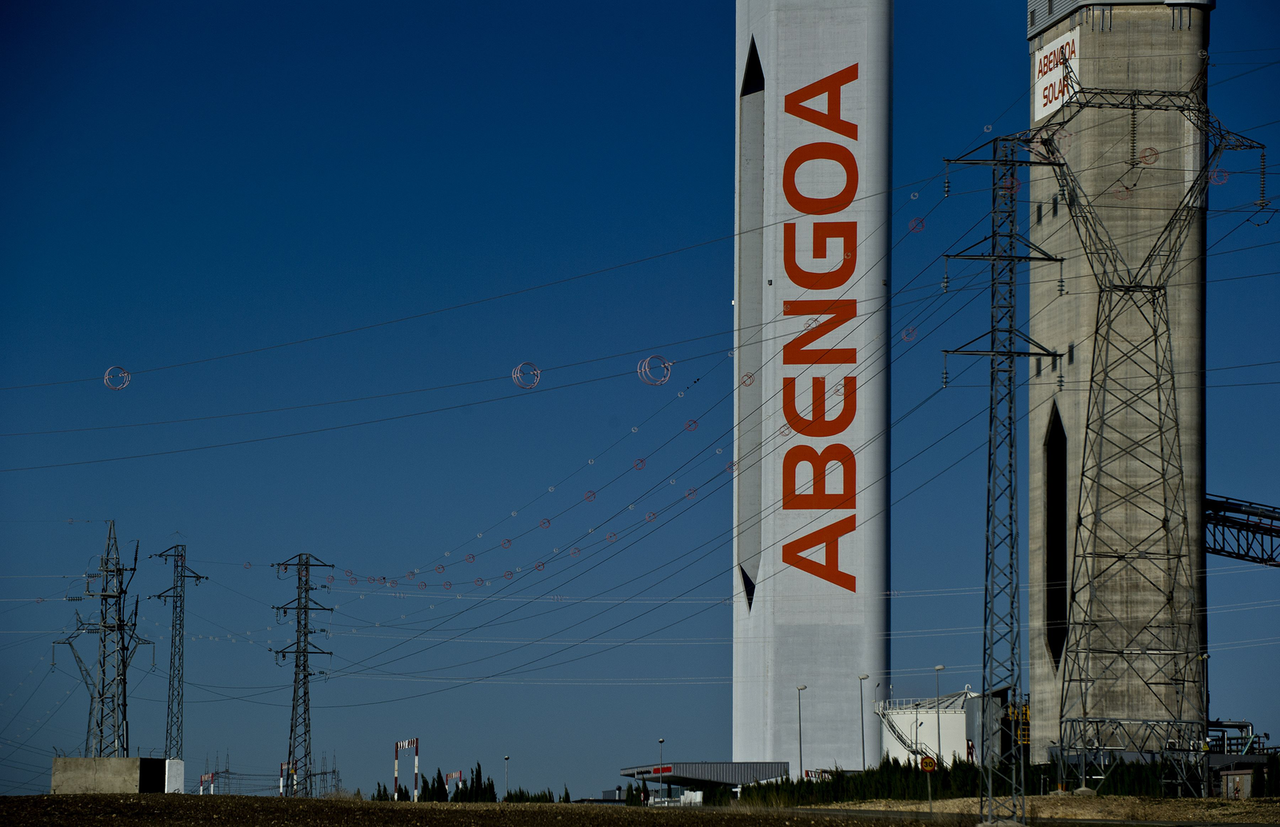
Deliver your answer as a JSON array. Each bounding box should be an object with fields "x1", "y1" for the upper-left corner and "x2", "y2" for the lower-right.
[
  {"x1": 270, "y1": 553, "x2": 333, "y2": 798},
  {"x1": 945, "y1": 137, "x2": 1060, "y2": 824},
  {"x1": 1040, "y1": 59, "x2": 1263, "y2": 795},
  {"x1": 53, "y1": 521, "x2": 152, "y2": 757},
  {"x1": 151, "y1": 544, "x2": 205, "y2": 760}
]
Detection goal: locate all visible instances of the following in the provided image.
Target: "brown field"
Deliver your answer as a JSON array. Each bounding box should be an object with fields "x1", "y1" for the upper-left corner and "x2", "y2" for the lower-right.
[
  {"x1": 820, "y1": 795, "x2": 1280, "y2": 823},
  {"x1": 1, "y1": 794, "x2": 1277, "y2": 827}
]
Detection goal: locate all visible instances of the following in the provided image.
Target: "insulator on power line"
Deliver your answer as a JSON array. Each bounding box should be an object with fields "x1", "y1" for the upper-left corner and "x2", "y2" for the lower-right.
[
  {"x1": 1259, "y1": 150, "x2": 1270, "y2": 209},
  {"x1": 943, "y1": 169, "x2": 951, "y2": 197},
  {"x1": 941, "y1": 368, "x2": 949, "y2": 389},
  {"x1": 941, "y1": 261, "x2": 949, "y2": 293},
  {"x1": 1058, "y1": 261, "x2": 1066, "y2": 297},
  {"x1": 1057, "y1": 373, "x2": 1065, "y2": 391},
  {"x1": 1128, "y1": 108, "x2": 1138, "y2": 167}
]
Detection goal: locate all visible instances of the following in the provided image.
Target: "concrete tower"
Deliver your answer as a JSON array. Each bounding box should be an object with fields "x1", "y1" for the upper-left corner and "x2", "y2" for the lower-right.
[
  {"x1": 733, "y1": 0, "x2": 891, "y2": 774},
  {"x1": 1025, "y1": 0, "x2": 1213, "y2": 766}
]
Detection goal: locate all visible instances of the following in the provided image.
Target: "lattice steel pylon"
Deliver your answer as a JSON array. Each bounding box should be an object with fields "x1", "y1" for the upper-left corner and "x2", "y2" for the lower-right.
[
  {"x1": 270, "y1": 553, "x2": 333, "y2": 798},
  {"x1": 1033, "y1": 60, "x2": 1263, "y2": 794},
  {"x1": 53, "y1": 521, "x2": 151, "y2": 757},
  {"x1": 150, "y1": 544, "x2": 205, "y2": 760},
  {"x1": 53, "y1": 610, "x2": 99, "y2": 755},
  {"x1": 318, "y1": 753, "x2": 330, "y2": 798},
  {"x1": 945, "y1": 137, "x2": 1060, "y2": 824}
]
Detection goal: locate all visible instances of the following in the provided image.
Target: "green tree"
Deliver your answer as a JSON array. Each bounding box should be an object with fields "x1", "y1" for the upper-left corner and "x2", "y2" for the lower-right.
[
  {"x1": 560, "y1": 784, "x2": 571, "y2": 803},
  {"x1": 451, "y1": 762, "x2": 498, "y2": 803},
  {"x1": 427, "y1": 768, "x2": 448, "y2": 802}
]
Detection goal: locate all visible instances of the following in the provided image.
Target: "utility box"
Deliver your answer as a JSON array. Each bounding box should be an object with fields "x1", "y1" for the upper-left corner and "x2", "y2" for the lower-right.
[
  {"x1": 51, "y1": 757, "x2": 168, "y2": 794},
  {"x1": 1221, "y1": 769, "x2": 1255, "y2": 800},
  {"x1": 165, "y1": 759, "x2": 184, "y2": 793}
]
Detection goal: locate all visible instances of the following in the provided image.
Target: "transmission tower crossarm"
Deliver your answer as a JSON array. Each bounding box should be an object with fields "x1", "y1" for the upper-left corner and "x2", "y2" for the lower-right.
[
  {"x1": 944, "y1": 323, "x2": 1059, "y2": 362},
  {"x1": 52, "y1": 612, "x2": 95, "y2": 689},
  {"x1": 944, "y1": 137, "x2": 1065, "y2": 168}
]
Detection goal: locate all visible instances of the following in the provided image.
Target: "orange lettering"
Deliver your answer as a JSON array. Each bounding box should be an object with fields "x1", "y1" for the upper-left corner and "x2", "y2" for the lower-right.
[
  {"x1": 783, "y1": 142, "x2": 859, "y2": 216},
  {"x1": 783, "y1": 444, "x2": 856, "y2": 510},
  {"x1": 782, "y1": 513, "x2": 858, "y2": 592},
  {"x1": 782, "y1": 300, "x2": 858, "y2": 365},
  {"x1": 783, "y1": 376, "x2": 857, "y2": 437},
  {"x1": 784, "y1": 63, "x2": 859, "y2": 141},
  {"x1": 784, "y1": 221, "x2": 857, "y2": 289}
]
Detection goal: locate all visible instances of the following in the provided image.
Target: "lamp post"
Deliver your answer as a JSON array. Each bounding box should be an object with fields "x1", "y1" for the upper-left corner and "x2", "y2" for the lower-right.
[
  {"x1": 875, "y1": 682, "x2": 882, "y2": 767},
  {"x1": 1200, "y1": 653, "x2": 1210, "y2": 799},
  {"x1": 504, "y1": 755, "x2": 509, "y2": 801},
  {"x1": 658, "y1": 738, "x2": 666, "y2": 801},
  {"x1": 934, "y1": 665, "x2": 945, "y2": 764},
  {"x1": 858, "y1": 674, "x2": 870, "y2": 771},
  {"x1": 796, "y1": 685, "x2": 807, "y2": 780}
]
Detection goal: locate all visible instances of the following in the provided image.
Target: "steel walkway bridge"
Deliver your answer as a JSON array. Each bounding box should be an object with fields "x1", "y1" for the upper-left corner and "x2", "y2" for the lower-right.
[{"x1": 1206, "y1": 495, "x2": 1280, "y2": 568}]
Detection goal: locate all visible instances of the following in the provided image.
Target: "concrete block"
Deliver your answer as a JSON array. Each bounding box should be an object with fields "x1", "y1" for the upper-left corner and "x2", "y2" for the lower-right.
[{"x1": 51, "y1": 757, "x2": 169, "y2": 794}]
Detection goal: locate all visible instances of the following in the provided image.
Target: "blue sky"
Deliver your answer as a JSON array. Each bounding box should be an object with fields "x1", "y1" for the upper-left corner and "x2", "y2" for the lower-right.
[{"x1": 2, "y1": 0, "x2": 1278, "y2": 799}]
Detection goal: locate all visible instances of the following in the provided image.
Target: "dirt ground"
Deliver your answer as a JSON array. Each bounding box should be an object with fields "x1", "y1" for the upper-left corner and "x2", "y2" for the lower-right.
[
  {"x1": 1, "y1": 794, "x2": 1276, "y2": 827},
  {"x1": 819, "y1": 794, "x2": 1280, "y2": 824},
  {"x1": 0, "y1": 797, "x2": 895, "y2": 827}
]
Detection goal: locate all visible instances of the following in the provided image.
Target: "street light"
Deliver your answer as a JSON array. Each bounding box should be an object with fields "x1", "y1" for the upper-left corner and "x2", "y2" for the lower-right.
[
  {"x1": 655, "y1": 737, "x2": 665, "y2": 803},
  {"x1": 504, "y1": 755, "x2": 509, "y2": 801},
  {"x1": 934, "y1": 665, "x2": 945, "y2": 764},
  {"x1": 858, "y1": 674, "x2": 870, "y2": 771},
  {"x1": 797, "y1": 685, "x2": 807, "y2": 780},
  {"x1": 1199, "y1": 653, "x2": 1210, "y2": 798},
  {"x1": 875, "y1": 681, "x2": 882, "y2": 765}
]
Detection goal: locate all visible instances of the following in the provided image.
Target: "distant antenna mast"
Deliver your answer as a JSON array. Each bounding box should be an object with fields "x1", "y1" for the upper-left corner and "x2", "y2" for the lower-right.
[
  {"x1": 271, "y1": 553, "x2": 333, "y2": 798},
  {"x1": 151, "y1": 544, "x2": 205, "y2": 760}
]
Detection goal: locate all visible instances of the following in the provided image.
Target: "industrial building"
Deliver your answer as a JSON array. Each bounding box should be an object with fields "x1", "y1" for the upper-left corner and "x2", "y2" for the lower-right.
[
  {"x1": 732, "y1": 0, "x2": 892, "y2": 774},
  {"x1": 1024, "y1": 0, "x2": 1215, "y2": 769},
  {"x1": 878, "y1": 690, "x2": 981, "y2": 768}
]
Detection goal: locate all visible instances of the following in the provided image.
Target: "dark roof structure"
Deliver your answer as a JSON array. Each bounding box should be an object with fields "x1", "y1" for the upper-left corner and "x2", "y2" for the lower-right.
[{"x1": 619, "y1": 761, "x2": 789, "y2": 788}]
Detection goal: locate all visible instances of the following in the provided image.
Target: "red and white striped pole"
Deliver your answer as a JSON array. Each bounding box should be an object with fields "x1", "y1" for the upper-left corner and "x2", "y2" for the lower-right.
[
  {"x1": 279, "y1": 763, "x2": 286, "y2": 797},
  {"x1": 394, "y1": 738, "x2": 419, "y2": 802},
  {"x1": 393, "y1": 742, "x2": 399, "y2": 801}
]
